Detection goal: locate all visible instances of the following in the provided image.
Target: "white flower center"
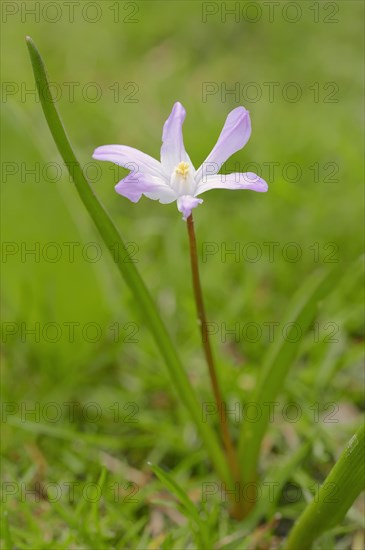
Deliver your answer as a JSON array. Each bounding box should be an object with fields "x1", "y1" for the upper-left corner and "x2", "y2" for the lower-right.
[
  {"x1": 171, "y1": 161, "x2": 196, "y2": 197},
  {"x1": 175, "y1": 161, "x2": 190, "y2": 179}
]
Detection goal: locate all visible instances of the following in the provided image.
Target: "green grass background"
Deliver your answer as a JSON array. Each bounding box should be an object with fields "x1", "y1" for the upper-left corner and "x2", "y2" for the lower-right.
[{"x1": 2, "y1": 1, "x2": 364, "y2": 548}]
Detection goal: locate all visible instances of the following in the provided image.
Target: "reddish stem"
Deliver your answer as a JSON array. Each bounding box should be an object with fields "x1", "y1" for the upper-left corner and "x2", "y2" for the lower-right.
[{"x1": 186, "y1": 214, "x2": 244, "y2": 518}]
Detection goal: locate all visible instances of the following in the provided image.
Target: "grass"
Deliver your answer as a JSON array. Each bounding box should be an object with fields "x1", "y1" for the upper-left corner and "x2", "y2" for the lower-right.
[{"x1": 1, "y1": 1, "x2": 364, "y2": 548}]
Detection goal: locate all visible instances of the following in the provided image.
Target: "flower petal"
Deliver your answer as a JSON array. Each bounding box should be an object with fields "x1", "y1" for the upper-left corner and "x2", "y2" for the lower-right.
[
  {"x1": 93, "y1": 145, "x2": 164, "y2": 178},
  {"x1": 196, "y1": 172, "x2": 268, "y2": 195},
  {"x1": 115, "y1": 173, "x2": 176, "y2": 204},
  {"x1": 160, "y1": 102, "x2": 190, "y2": 174},
  {"x1": 195, "y1": 107, "x2": 252, "y2": 182},
  {"x1": 176, "y1": 195, "x2": 203, "y2": 220},
  {"x1": 144, "y1": 187, "x2": 177, "y2": 204}
]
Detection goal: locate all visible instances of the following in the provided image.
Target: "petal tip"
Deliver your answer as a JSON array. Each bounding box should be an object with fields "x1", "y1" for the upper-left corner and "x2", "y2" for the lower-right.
[
  {"x1": 244, "y1": 174, "x2": 268, "y2": 192},
  {"x1": 173, "y1": 101, "x2": 185, "y2": 111},
  {"x1": 177, "y1": 195, "x2": 203, "y2": 220},
  {"x1": 115, "y1": 180, "x2": 142, "y2": 203}
]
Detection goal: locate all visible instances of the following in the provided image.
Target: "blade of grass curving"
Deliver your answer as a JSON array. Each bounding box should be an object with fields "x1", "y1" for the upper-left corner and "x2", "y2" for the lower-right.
[
  {"x1": 253, "y1": 441, "x2": 312, "y2": 521},
  {"x1": 115, "y1": 517, "x2": 147, "y2": 549},
  {"x1": 149, "y1": 462, "x2": 211, "y2": 548},
  {"x1": 1, "y1": 511, "x2": 13, "y2": 550},
  {"x1": 285, "y1": 424, "x2": 365, "y2": 549},
  {"x1": 89, "y1": 467, "x2": 107, "y2": 539},
  {"x1": 238, "y1": 260, "x2": 362, "y2": 489},
  {"x1": 25, "y1": 36, "x2": 231, "y2": 488},
  {"x1": 149, "y1": 463, "x2": 201, "y2": 523}
]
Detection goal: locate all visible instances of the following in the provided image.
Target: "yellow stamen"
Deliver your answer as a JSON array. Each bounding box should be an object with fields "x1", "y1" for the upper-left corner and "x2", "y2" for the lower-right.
[{"x1": 175, "y1": 161, "x2": 190, "y2": 179}]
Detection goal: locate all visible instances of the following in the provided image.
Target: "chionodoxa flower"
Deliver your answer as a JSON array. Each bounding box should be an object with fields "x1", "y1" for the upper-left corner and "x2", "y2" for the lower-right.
[{"x1": 93, "y1": 102, "x2": 268, "y2": 220}]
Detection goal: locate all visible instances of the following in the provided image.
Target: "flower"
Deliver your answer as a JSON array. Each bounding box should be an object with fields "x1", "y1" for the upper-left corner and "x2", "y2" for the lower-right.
[{"x1": 93, "y1": 103, "x2": 268, "y2": 220}]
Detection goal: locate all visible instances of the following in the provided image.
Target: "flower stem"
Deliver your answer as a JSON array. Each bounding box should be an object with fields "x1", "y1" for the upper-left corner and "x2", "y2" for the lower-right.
[{"x1": 186, "y1": 214, "x2": 243, "y2": 516}]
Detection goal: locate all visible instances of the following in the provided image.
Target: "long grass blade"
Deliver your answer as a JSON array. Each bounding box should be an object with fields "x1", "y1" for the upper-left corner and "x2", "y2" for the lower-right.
[
  {"x1": 238, "y1": 261, "x2": 358, "y2": 486},
  {"x1": 285, "y1": 424, "x2": 365, "y2": 549}
]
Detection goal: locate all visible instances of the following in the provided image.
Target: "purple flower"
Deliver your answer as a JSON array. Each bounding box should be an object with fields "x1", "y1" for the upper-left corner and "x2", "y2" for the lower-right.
[{"x1": 93, "y1": 103, "x2": 268, "y2": 220}]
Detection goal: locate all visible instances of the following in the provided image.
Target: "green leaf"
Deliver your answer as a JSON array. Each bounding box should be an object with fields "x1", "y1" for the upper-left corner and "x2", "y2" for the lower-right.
[
  {"x1": 149, "y1": 462, "x2": 211, "y2": 548},
  {"x1": 254, "y1": 441, "x2": 312, "y2": 521},
  {"x1": 89, "y1": 467, "x2": 107, "y2": 538},
  {"x1": 238, "y1": 260, "x2": 361, "y2": 486},
  {"x1": 285, "y1": 424, "x2": 365, "y2": 549},
  {"x1": 115, "y1": 517, "x2": 147, "y2": 549},
  {"x1": 0, "y1": 510, "x2": 13, "y2": 550},
  {"x1": 25, "y1": 36, "x2": 232, "y2": 488},
  {"x1": 149, "y1": 463, "x2": 200, "y2": 523}
]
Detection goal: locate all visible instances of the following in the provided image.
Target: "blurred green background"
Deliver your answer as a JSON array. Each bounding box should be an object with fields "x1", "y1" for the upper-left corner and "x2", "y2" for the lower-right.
[{"x1": 2, "y1": 1, "x2": 364, "y2": 547}]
